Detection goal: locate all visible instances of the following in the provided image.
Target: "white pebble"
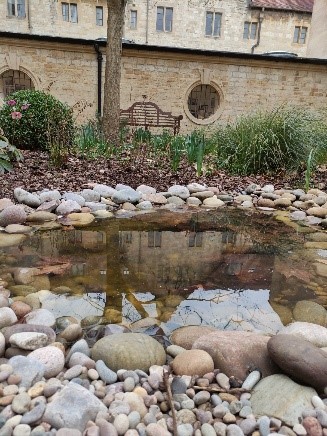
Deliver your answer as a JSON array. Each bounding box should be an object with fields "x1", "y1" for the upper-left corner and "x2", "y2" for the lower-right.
[
  {"x1": 13, "y1": 424, "x2": 31, "y2": 436},
  {"x1": 312, "y1": 395, "x2": 326, "y2": 410},
  {"x1": 242, "y1": 370, "x2": 261, "y2": 390},
  {"x1": 88, "y1": 368, "x2": 99, "y2": 380},
  {"x1": 114, "y1": 414, "x2": 129, "y2": 435}
]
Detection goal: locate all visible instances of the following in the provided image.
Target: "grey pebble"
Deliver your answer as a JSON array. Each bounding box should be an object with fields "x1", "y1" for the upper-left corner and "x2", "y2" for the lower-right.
[
  {"x1": 128, "y1": 411, "x2": 141, "y2": 429},
  {"x1": 172, "y1": 377, "x2": 187, "y2": 395},
  {"x1": 229, "y1": 400, "x2": 242, "y2": 414},
  {"x1": 96, "y1": 360, "x2": 117, "y2": 384},
  {"x1": 213, "y1": 405, "x2": 229, "y2": 419},
  {"x1": 214, "y1": 422, "x2": 227, "y2": 436},
  {"x1": 181, "y1": 399, "x2": 195, "y2": 410},
  {"x1": 239, "y1": 406, "x2": 253, "y2": 418},
  {"x1": 201, "y1": 423, "x2": 216, "y2": 436},
  {"x1": 193, "y1": 391, "x2": 210, "y2": 406},
  {"x1": 121, "y1": 370, "x2": 139, "y2": 384},
  {"x1": 123, "y1": 377, "x2": 135, "y2": 392},
  {"x1": 177, "y1": 423, "x2": 194, "y2": 436},
  {"x1": 316, "y1": 409, "x2": 327, "y2": 427},
  {"x1": 143, "y1": 412, "x2": 157, "y2": 426},
  {"x1": 242, "y1": 370, "x2": 261, "y2": 390},
  {"x1": 13, "y1": 424, "x2": 31, "y2": 436},
  {"x1": 216, "y1": 373, "x2": 230, "y2": 390},
  {"x1": 258, "y1": 416, "x2": 271, "y2": 436},
  {"x1": 239, "y1": 418, "x2": 257, "y2": 435},
  {"x1": 211, "y1": 394, "x2": 222, "y2": 407},
  {"x1": 226, "y1": 424, "x2": 245, "y2": 436},
  {"x1": 64, "y1": 364, "x2": 83, "y2": 380},
  {"x1": 21, "y1": 402, "x2": 46, "y2": 425}
]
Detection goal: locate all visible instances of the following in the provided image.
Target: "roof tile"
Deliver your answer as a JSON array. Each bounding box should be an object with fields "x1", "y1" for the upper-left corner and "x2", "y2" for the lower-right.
[{"x1": 250, "y1": 0, "x2": 313, "y2": 13}]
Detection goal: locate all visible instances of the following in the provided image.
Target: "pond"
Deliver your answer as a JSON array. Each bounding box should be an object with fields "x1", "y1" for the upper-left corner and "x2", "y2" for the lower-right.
[{"x1": 1, "y1": 208, "x2": 327, "y2": 338}]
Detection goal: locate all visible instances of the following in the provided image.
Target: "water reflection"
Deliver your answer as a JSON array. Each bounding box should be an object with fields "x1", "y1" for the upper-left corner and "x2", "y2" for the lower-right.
[{"x1": 1, "y1": 210, "x2": 326, "y2": 335}]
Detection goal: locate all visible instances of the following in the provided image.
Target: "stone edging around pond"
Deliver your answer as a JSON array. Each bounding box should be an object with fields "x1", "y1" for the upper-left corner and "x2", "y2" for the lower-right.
[{"x1": 0, "y1": 182, "x2": 327, "y2": 235}]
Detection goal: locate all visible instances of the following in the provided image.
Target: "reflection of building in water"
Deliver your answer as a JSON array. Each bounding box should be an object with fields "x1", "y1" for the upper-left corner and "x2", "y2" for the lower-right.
[{"x1": 16, "y1": 227, "x2": 273, "y2": 295}]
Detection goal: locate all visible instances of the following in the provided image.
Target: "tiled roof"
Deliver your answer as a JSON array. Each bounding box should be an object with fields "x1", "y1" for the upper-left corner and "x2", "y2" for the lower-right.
[{"x1": 250, "y1": 0, "x2": 313, "y2": 13}]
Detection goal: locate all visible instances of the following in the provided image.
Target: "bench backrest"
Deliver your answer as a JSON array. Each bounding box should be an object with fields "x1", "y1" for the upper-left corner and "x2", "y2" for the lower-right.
[{"x1": 120, "y1": 101, "x2": 183, "y2": 134}]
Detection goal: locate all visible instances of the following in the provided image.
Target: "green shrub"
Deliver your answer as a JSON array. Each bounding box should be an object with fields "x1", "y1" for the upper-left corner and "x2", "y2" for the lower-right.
[
  {"x1": 211, "y1": 106, "x2": 327, "y2": 175},
  {"x1": 0, "y1": 131, "x2": 23, "y2": 173},
  {"x1": 0, "y1": 90, "x2": 75, "y2": 151}
]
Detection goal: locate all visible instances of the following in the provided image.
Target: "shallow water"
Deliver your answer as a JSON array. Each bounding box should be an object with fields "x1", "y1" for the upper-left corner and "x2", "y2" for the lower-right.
[{"x1": 1, "y1": 209, "x2": 327, "y2": 336}]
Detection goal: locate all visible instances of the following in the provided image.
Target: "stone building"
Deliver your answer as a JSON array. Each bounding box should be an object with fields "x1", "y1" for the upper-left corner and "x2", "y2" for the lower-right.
[
  {"x1": 0, "y1": 31, "x2": 326, "y2": 131},
  {"x1": 307, "y1": 0, "x2": 327, "y2": 59},
  {"x1": 2, "y1": 0, "x2": 313, "y2": 56}
]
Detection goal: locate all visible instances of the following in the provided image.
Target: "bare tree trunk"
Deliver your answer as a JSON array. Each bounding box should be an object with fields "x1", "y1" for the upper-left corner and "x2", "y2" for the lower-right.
[{"x1": 103, "y1": 0, "x2": 126, "y2": 145}]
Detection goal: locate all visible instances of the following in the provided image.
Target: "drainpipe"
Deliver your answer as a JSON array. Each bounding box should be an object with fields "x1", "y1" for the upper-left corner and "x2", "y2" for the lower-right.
[
  {"x1": 27, "y1": 0, "x2": 32, "y2": 31},
  {"x1": 145, "y1": 0, "x2": 149, "y2": 44},
  {"x1": 94, "y1": 43, "x2": 103, "y2": 116},
  {"x1": 251, "y1": 9, "x2": 264, "y2": 54}
]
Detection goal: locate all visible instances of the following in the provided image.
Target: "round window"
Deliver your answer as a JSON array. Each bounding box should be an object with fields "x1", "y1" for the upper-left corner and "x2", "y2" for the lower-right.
[{"x1": 184, "y1": 82, "x2": 223, "y2": 125}]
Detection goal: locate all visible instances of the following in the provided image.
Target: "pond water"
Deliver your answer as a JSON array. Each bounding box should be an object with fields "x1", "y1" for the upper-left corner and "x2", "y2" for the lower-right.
[{"x1": 1, "y1": 209, "x2": 327, "y2": 337}]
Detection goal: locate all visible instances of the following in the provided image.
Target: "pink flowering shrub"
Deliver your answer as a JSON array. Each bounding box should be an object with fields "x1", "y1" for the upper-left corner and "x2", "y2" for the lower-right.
[{"x1": 0, "y1": 90, "x2": 75, "y2": 150}]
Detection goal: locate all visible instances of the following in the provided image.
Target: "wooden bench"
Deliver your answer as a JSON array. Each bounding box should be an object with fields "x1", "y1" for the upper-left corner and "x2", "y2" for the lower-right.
[{"x1": 120, "y1": 101, "x2": 183, "y2": 135}]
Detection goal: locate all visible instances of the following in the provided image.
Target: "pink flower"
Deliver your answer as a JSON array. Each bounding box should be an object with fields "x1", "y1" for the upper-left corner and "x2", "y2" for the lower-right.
[
  {"x1": 11, "y1": 111, "x2": 22, "y2": 120},
  {"x1": 21, "y1": 103, "x2": 30, "y2": 110},
  {"x1": 7, "y1": 99, "x2": 16, "y2": 106}
]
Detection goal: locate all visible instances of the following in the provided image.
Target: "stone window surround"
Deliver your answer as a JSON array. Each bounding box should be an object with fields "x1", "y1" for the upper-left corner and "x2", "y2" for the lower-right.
[
  {"x1": 293, "y1": 24, "x2": 308, "y2": 44},
  {"x1": 7, "y1": 0, "x2": 26, "y2": 18},
  {"x1": 205, "y1": 10, "x2": 223, "y2": 39},
  {"x1": 184, "y1": 80, "x2": 224, "y2": 126},
  {"x1": 96, "y1": 6, "x2": 104, "y2": 26},
  {"x1": 62, "y1": 2, "x2": 78, "y2": 23},
  {"x1": 156, "y1": 6, "x2": 173, "y2": 33},
  {"x1": 130, "y1": 9, "x2": 137, "y2": 30}
]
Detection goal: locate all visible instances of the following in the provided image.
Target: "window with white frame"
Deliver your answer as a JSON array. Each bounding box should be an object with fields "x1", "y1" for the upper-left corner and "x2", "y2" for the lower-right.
[
  {"x1": 130, "y1": 10, "x2": 137, "y2": 29},
  {"x1": 205, "y1": 12, "x2": 222, "y2": 37},
  {"x1": 7, "y1": 0, "x2": 25, "y2": 17},
  {"x1": 96, "y1": 6, "x2": 103, "y2": 26},
  {"x1": 243, "y1": 21, "x2": 258, "y2": 39},
  {"x1": 156, "y1": 6, "x2": 173, "y2": 32},
  {"x1": 62, "y1": 2, "x2": 78, "y2": 23},
  {"x1": 293, "y1": 26, "x2": 307, "y2": 44}
]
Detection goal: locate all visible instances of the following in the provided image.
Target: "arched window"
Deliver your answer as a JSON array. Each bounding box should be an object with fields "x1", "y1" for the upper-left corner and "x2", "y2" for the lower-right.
[{"x1": 0, "y1": 69, "x2": 35, "y2": 100}]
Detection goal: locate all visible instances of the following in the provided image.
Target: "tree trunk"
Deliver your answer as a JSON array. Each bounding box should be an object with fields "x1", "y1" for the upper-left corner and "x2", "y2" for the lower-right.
[{"x1": 103, "y1": 0, "x2": 126, "y2": 145}]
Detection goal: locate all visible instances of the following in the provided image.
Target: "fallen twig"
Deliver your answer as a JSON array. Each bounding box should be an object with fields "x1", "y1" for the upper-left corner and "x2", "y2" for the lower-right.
[{"x1": 163, "y1": 368, "x2": 178, "y2": 436}]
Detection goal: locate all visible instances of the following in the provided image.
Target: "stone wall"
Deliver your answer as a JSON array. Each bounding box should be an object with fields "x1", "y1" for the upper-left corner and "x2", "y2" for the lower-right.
[
  {"x1": 0, "y1": 36, "x2": 326, "y2": 132},
  {"x1": 1, "y1": 0, "x2": 311, "y2": 56}
]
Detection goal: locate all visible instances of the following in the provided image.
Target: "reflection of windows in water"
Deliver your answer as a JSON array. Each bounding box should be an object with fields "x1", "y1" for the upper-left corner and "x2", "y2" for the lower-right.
[
  {"x1": 71, "y1": 263, "x2": 86, "y2": 276},
  {"x1": 189, "y1": 232, "x2": 203, "y2": 247},
  {"x1": 119, "y1": 231, "x2": 133, "y2": 247},
  {"x1": 97, "y1": 232, "x2": 105, "y2": 243},
  {"x1": 148, "y1": 231, "x2": 162, "y2": 248},
  {"x1": 222, "y1": 231, "x2": 236, "y2": 244},
  {"x1": 75, "y1": 230, "x2": 82, "y2": 243},
  {"x1": 227, "y1": 262, "x2": 242, "y2": 276}
]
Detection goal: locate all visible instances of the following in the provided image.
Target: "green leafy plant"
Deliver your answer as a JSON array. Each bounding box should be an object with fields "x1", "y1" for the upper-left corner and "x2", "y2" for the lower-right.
[
  {"x1": 0, "y1": 132, "x2": 23, "y2": 173},
  {"x1": 0, "y1": 90, "x2": 75, "y2": 151}
]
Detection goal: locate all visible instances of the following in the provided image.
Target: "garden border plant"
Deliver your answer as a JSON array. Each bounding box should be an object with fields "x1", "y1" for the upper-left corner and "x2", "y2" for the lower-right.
[{"x1": 0, "y1": 90, "x2": 75, "y2": 157}]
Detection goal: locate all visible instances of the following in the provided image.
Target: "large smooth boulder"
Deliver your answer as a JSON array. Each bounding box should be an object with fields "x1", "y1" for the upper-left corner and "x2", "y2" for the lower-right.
[
  {"x1": 278, "y1": 322, "x2": 327, "y2": 347},
  {"x1": 92, "y1": 333, "x2": 166, "y2": 372},
  {"x1": 172, "y1": 349, "x2": 214, "y2": 376},
  {"x1": 0, "y1": 205, "x2": 27, "y2": 227},
  {"x1": 170, "y1": 326, "x2": 217, "y2": 350},
  {"x1": 268, "y1": 334, "x2": 327, "y2": 391},
  {"x1": 43, "y1": 382, "x2": 106, "y2": 431},
  {"x1": 192, "y1": 331, "x2": 278, "y2": 380},
  {"x1": 292, "y1": 300, "x2": 327, "y2": 326},
  {"x1": 251, "y1": 374, "x2": 316, "y2": 426}
]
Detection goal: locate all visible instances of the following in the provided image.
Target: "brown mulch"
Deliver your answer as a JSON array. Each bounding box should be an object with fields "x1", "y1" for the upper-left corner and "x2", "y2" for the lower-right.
[{"x1": 0, "y1": 150, "x2": 325, "y2": 202}]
